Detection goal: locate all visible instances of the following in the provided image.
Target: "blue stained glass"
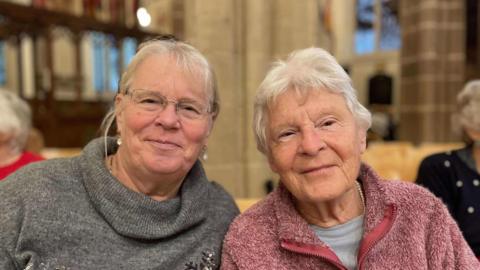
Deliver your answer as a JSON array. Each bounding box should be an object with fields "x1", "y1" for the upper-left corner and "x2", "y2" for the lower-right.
[
  {"x1": 123, "y1": 37, "x2": 137, "y2": 69},
  {"x1": 380, "y1": 0, "x2": 401, "y2": 50},
  {"x1": 356, "y1": 30, "x2": 376, "y2": 54},
  {"x1": 108, "y1": 36, "x2": 119, "y2": 91},
  {"x1": 355, "y1": 0, "x2": 375, "y2": 54},
  {"x1": 92, "y1": 32, "x2": 105, "y2": 92},
  {"x1": 0, "y1": 41, "x2": 5, "y2": 85}
]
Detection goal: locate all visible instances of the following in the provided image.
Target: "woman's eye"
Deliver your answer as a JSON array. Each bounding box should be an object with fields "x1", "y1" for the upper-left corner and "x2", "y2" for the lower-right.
[
  {"x1": 179, "y1": 104, "x2": 201, "y2": 114},
  {"x1": 140, "y1": 97, "x2": 160, "y2": 104},
  {"x1": 317, "y1": 119, "x2": 336, "y2": 128},
  {"x1": 323, "y1": 120, "x2": 335, "y2": 126},
  {"x1": 278, "y1": 131, "x2": 295, "y2": 139}
]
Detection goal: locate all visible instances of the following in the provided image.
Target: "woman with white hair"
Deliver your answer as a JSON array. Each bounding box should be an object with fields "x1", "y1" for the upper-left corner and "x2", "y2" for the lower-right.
[
  {"x1": 0, "y1": 38, "x2": 238, "y2": 269},
  {"x1": 221, "y1": 48, "x2": 479, "y2": 269},
  {"x1": 417, "y1": 80, "x2": 480, "y2": 260},
  {"x1": 0, "y1": 89, "x2": 44, "y2": 180}
]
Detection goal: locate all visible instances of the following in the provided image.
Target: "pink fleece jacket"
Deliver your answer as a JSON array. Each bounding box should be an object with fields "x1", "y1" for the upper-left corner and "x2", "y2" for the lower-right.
[{"x1": 221, "y1": 164, "x2": 480, "y2": 269}]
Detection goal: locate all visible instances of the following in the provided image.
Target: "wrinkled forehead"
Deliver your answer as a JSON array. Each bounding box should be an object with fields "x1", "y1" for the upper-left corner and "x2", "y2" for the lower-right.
[
  {"x1": 267, "y1": 87, "x2": 345, "y2": 111},
  {"x1": 133, "y1": 54, "x2": 207, "y2": 93}
]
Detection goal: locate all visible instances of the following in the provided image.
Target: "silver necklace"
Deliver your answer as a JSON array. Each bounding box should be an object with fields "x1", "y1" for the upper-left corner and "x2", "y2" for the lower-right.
[{"x1": 355, "y1": 180, "x2": 366, "y2": 210}]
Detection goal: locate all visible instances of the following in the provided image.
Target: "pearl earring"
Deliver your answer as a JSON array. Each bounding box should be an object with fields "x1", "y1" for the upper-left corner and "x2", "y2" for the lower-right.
[
  {"x1": 117, "y1": 137, "x2": 122, "y2": 146},
  {"x1": 201, "y1": 146, "x2": 208, "y2": 161}
]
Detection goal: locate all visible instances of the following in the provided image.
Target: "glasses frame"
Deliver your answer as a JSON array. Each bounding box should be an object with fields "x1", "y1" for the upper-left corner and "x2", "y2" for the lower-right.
[{"x1": 124, "y1": 89, "x2": 212, "y2": 121}]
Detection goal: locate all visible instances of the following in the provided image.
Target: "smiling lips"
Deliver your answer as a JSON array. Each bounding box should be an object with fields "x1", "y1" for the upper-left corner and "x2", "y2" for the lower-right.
[
  {"x1": 148, "y1": 139, "x2": 182, "y2": 150},
  {"x1": 300, "y1": 164, "x2": 336, "y2": 175}
]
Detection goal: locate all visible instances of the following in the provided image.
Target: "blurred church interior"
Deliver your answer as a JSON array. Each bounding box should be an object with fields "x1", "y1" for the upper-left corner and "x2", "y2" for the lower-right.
[{"x1": 0, "y1": 0, "x2": 478, "y2": 199}]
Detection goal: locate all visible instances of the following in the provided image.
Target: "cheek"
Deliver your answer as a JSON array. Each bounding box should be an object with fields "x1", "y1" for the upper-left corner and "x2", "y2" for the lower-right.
[
  {"x1": 269, "y1": 144, "x2": 297, "y2": 173},
  {"x1": 184, "y1": 123, "x2": 211, "y2": 146},
  {"x1": 117, "y1": 111, "x2": 152, "y2": 136}
]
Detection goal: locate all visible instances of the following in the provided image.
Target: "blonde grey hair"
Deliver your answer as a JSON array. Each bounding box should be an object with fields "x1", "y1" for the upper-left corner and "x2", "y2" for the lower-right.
[
  {"x1": 454, "y1": 80, "x2": 480, "y2": 143},
  {"x1": 100, "y1": 38, "x2": 219, "y2": 140},
  {"x1": 0, "y1": 89, "x2": 32, "y2": 154},
  {"x1": 253, "y1": 47, "x2": 372, "y2": 154}
]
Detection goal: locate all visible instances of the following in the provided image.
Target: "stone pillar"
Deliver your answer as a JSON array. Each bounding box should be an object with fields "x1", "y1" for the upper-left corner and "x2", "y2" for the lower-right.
[
  {"x1": 243, "y1": 0, "x2": 276, "y2": 198},
  {"x1": 399, "y1": 0, "x2": 465, "y2": 143},
  {"x1": 183, "y1": 0, "x2": 324, "y2": 198},
  {"x1": 184, "y1": 0, "x2": 247, "y2": 197}
]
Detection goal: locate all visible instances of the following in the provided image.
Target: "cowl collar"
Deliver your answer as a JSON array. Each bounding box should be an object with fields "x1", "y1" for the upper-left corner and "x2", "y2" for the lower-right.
[{"x1": 80, "y1": 137, "x2": 209, "y2": 240}]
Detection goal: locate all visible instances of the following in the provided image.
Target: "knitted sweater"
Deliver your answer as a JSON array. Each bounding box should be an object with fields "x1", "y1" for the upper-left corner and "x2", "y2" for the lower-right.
[
  {"x1": 0, "y1": 137, "x2": 239, "y2": 270},
  {"x1": 0, "y1": 151, "x2": 44, "y2": 180},
  {"x1": 221, "y1": 164, "x2": 480, "y2": 270}
]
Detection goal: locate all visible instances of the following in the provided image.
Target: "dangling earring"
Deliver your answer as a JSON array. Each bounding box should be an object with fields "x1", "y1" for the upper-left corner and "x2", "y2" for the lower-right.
[
  {"x1": 201, "y1": 145, "x2": 208, "y2": 161},
  {"x1": 117, "y1": 137, "x2": 122, "y2": 146}
]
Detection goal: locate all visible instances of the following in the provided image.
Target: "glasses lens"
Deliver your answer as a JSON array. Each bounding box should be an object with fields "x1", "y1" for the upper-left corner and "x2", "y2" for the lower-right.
[{"x1": 129, "y1": 90, "x2": 208, "y2": 120}]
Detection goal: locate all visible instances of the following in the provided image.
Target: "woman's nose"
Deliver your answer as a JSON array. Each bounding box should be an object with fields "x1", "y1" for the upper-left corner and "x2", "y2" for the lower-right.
[
  {"x1": 154, "y1": 103, "x2": 181, "y2": 129},
  {"x1": 299, "y1": 129, "x2": 325, "y2": 155}
]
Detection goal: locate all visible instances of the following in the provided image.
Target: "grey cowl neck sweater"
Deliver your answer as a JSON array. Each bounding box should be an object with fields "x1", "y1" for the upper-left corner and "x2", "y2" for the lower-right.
[{"x1": 81, "y1": 137, "x2": 211, "y2": 239}]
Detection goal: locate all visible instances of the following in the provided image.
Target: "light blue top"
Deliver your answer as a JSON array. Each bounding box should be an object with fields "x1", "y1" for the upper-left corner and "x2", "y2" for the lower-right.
[{"x1": 310, "y1": 215, "x2": 364, "y2": 270}]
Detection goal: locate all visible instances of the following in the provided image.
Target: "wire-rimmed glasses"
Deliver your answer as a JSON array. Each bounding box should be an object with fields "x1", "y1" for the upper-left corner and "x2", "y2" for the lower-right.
[{"x1": 126, "y1": 89, "x2": 211, "y2": 121}]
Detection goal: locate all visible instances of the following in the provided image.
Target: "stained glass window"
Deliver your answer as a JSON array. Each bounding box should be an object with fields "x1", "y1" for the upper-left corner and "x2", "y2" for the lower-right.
[
  {"x1": 0, "y1": 41, "x2": 5, "y2": 85},
  {"x1": 355, "y1": 0, "x2": 375, "y2": 54},
  {"x1": 92, "y1": 33, "x2": 137, "y2": 93},
  {"x1": 92, "y1": 32, "x2": 107, "y2": 92},
  {"x1": 380, "y1": 0, "x2": 401, "y2": 50},
  {"x1": 355, "y1": 0, "x2": 401, "y2": 54}
]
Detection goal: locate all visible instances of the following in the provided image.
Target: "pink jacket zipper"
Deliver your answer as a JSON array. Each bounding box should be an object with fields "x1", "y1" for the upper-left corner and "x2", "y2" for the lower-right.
[{"x1": 280, "y1": 204, "x2": 397, "y2": 270}]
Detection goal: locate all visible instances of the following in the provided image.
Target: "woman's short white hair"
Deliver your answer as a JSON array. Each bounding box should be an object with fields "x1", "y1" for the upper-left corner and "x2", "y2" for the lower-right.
[
  {"x1": 100, "y1": 38, "x2": 219, "y2": 137},
  {"x1": 253, "y1": 47, "x2": 372, "y2": 154},
  {"x1": 454, "y1": 80, "x2": 480, "y2": 143},
  {"x1": 0, "y1": 89, "x2": 32, "y2": 153}
]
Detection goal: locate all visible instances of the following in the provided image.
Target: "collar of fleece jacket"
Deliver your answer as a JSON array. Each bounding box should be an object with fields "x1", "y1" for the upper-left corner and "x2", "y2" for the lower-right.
[{"x1": 274, "y1": 163, "x2": 394, "y2": 247}]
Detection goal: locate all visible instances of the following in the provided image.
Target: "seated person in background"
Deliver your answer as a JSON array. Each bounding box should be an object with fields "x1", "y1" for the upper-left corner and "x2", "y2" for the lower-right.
[
  {"x1": 417, "y1": 80, "x2": 480, "y2": 259},
  {"x1": 0, "y1": 38, "x2": 239, "y2": 269},
  {"x1": 221, "y1": 48, "x2": 479, "y2": 269},
  {"x1": 0, "y1": 89, "x2": 44, "y2": 180}
]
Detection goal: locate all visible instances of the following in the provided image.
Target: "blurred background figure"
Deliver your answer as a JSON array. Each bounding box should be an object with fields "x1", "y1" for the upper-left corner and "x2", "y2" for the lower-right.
[
  {"x1": 0, "y1": 89, "x2": 44, "y2": 180},
  {"x1": 416, "y1": 80, "x2": 480, "y2": 259}
]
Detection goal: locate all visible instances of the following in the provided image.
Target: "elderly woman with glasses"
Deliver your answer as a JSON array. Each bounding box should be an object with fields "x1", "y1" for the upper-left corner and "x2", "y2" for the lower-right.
[
  {"x1": 220, "y1": 48, "x2": 479, "y2": 269},
  {"x1": 0, "y1": 38, "x2": 239, "y2": 269}
]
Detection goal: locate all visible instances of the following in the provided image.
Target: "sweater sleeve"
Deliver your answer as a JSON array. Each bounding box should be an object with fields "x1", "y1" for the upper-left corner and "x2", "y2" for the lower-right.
[
  {"x1": 424, "y1": 199, "x2": 480, "y2": 269},
  {"x1": 416, "y1": 154, "x2": 456, "y2": 214}
]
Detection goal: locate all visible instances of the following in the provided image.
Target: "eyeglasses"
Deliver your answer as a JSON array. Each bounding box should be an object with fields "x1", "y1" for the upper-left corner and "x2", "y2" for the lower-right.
[{"x1": 126, "y1": 89, "x2": 211, "y2": 120}]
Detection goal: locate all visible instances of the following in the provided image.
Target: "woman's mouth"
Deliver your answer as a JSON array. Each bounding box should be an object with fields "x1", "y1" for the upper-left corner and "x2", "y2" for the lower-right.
[
  {"x1": 300, "y1": 164, "x2": 335, "y2": 175},
  {"x1": 147, "y1": 139, "x2": 181, "y2": 150}
]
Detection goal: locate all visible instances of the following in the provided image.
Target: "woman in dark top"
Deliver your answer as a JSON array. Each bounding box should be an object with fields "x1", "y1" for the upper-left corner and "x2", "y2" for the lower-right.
[{"x1": 417, "y1": 80, "x2": 480, "y2": 259}]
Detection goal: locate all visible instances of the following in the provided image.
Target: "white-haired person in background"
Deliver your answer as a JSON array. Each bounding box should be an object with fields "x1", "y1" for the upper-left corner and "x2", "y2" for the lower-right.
[
  {"x1": 0, "y1": 38, "x2": 238, "y2": 269},
  {"x1": 221, "y1": 48, "x2": 479, "y2": 269},
  {"x1": 0, "y1": 89, "x2": 44, "y2": 180},
  {"x1": 417, "y1": 80, "x2": 480, "y2": 260}
]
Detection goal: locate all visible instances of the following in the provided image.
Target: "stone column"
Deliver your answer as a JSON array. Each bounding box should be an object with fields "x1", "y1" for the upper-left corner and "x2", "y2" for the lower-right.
[
  {"x1": 399, "y1": 0, "x2": 465, "y2": 143},
  {"x1": 183, "y1": 0, "x2": 324, "y2": 198},
  {"x1": 184, "y1": 0, "x2": 247, "y2": 197}
]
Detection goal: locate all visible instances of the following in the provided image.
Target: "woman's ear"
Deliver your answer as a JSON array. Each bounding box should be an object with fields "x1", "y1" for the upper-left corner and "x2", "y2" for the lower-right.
[{"x1": 359, "y1": 129, "x2": 367, "y2": 154}]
